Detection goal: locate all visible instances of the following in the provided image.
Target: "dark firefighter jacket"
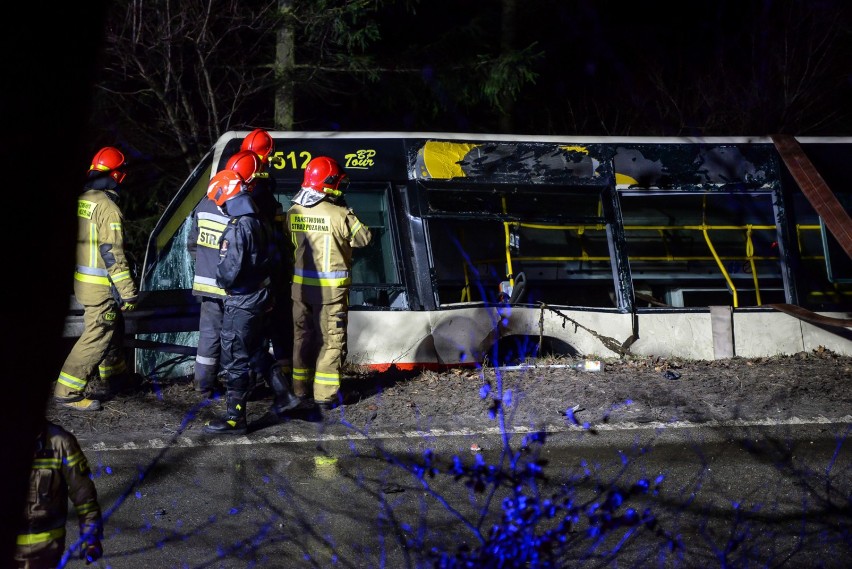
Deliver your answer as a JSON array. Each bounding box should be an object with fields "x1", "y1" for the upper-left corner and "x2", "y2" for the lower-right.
[
  {"x1": 74, "y1": 180, "x2": 137, "y2": 306},
  {"x1": 187, "y1": 196, "x2": 230, "y2": 299},
  {"x1": 17, "y1": 422, "x2": 103, "y2": 546},
  {"x1": 287, "y1": 196, "x2": 372, "y2": 305},
  {"x1": 251, "y1": 174, "x2": 293, "y2": 291},
  {"x1": 216, "y1": 192, "x2": 271, "y2": 303}
]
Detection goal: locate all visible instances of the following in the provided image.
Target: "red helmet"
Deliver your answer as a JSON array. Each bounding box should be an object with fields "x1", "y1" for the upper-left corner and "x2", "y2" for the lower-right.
[
  {"x1": 302, "y1": 156, "x2": 349, "y2": 197},
  {"x1": 207, "y1": 170, "x2": 245, "y2": 206},
  {"x1": 240, "y1": 129, "x2": 274, "y2": 164},
  {"x1": 225, "y1": 150, "x2": 262, "y2": 184},
  {"x1": 89, "y1": 146, "x2": 126, "y2": 184}
]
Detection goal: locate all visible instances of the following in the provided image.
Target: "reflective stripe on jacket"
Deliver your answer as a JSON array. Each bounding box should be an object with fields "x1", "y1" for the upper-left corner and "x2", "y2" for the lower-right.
[
  {"x1": 287, "y1": 199, "x2": 372, "y2": 304},
  {"x1": 187, "y1": 197, "x2": 230, "y2": 298},
  {"x1": 74, "y1": 188, "x2": 137, "y2": 305}
]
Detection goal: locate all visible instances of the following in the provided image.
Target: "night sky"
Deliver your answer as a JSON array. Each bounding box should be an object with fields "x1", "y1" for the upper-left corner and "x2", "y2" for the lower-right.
[{"x1": 298, "y1": 0, "x2": 852, "y2": 136}]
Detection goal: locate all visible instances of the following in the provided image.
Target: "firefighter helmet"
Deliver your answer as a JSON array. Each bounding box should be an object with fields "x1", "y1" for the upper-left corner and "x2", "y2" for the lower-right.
[
  {"x1": 89, "y1": 146, "x2": 126, "y2": 184},
  {"x1": 207, "y1": 169, "x2": 245, "y2": 206},
  {"x1": 225, "y1": 150, "x2": 263, "y2": 184},
  {"x1": 240, "y1": 129, "x2": 274, "y2": 164},
  {"x1": 302, "y1": 156, "x2": 349, "y2": 197}
]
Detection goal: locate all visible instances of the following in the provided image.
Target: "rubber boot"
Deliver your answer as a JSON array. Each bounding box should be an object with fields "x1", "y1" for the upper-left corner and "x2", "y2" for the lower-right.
[
  {"x1": 269, "y1": 366, "x2": 300, "y2": 416},
  {"x1": 54, "y1": 383, "x2": 101, "y2": 412},
  {"x1": 203, "y1": 391, "x2": 248, "y2": 434}
]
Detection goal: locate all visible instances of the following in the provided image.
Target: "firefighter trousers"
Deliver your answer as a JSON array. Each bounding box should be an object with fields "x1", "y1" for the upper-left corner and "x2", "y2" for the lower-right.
[
  {"x1": 56, "y1": 298, "x2": 125, "y2": 398},
  {"x1": 292, "y1": 298, "x2": 348, "y2": 403},
  {"x1": 194, "y1": 296, "x2": 224, "y2": 390},
  {"x1": 220, "y1": 289, "x2": 269, "y2": 397}
]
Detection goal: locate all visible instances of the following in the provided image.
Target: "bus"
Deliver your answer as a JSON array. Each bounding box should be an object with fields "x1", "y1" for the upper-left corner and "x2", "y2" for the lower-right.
[{"x1": 66, "y1": 132, "x2": 852, "y2": 379}]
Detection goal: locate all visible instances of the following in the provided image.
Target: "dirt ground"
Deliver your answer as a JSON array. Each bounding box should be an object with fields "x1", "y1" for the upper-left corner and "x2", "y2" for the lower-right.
[{"x1": 46, "y1": 347, "x2": 852, "y2": 446}]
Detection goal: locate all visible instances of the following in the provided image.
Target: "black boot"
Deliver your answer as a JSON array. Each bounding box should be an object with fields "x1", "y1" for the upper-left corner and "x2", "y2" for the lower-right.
[
  {"x1": 203, "y1": 391, "x2": 248, "y2": 435},
  {"x1": 269, "y1": 366, "x2": 300, "y2": 416}
]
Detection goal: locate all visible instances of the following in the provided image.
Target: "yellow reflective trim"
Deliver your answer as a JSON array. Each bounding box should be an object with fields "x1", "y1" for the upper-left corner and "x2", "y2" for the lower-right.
[
  {"x1": 111, "y1": 270, "x2": 131, "y2": 283},
  {"x1": 99, "y1": 360, "x2": 127, "y2": 379},
  {"x1": 193, "y1": 283, "x2": 226, "y2": 295},
  {"x1": 17, "y1": 527, "x2": 65, "y2": 545},
  {"x1": 66, "y1": 452, "x2": 86, "y2": 468},
  {"x1": 88, "y1": 223, "x2": 98, "y2": 267},
  {"x1": 323, "y1": 236, "x2": 331, "y2": 272},
  {"x1": 58, "y1": 372, "x2": 87, "y2": 390},
  {"x1": 76, "y1": 501, "x2": 98, "y2": 515},
  {"x1": 32, "y1": 457, "x2": 61, "y2": 469},
  {"x1": 198, "y1": 218, "x2": 227, "y2": 230},
  {"x1": 110, "y1": 222, "x2": 122, "y2": 231},
  {"x1": 292, "y1": 368, "x2": 313, "y2": 382},
  {"x1": 315, "y1": 371, "x2": 340, "y2": 386},
  {"x1": 292, "y1": 275, "x2": 350, "y2": 287},
  {"x1": 74, "y1": 272, "x2": 111, "y2": 286}
]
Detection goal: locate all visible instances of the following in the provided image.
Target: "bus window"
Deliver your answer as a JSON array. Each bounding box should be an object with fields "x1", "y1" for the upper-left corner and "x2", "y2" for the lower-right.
[
  {"x1": 425, "y1": 186, "x2": 616, "y2": 308},
  {"x1": 620, "y1": 193, "x2": 785, "y2": 308},
  {"x1": 142, "y1": 160, "x2": 213, "y2": 292},
  {"x1": 344, "y1": 189, "x2": 406, "y2": 308},
  {"x1": 789, "y1": 191, "x2": 852, "y2": 309}
]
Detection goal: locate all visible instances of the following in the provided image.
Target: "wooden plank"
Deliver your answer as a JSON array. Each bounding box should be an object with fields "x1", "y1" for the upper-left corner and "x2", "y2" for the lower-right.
[
  {"x1": 772, "y1": 134, "x2": 852, "y2": 260},
  {"x1": 710, "y1": 305, "x2": 735, "y2": 359},
  {"x1": 764, "y1": 303, "x2": 852, "y2": 328}
]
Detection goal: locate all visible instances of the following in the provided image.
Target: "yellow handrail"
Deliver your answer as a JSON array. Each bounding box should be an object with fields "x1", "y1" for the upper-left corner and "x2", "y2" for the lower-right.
[
  {"x1": 460, "y1": 261, "x2": 471, "y2": 302},
  {"x1": 455, "y1": 220, "x2": 827, "y2": 304},
  {"x1": 700, "y1": 195, "x2": 737, "y2": 307},
  {"x1": 745, "y1": 225, "x2": 762, "y2": 305},
  {"x1": 502, "y1": 197, "x2": 515, "y2": 288}
]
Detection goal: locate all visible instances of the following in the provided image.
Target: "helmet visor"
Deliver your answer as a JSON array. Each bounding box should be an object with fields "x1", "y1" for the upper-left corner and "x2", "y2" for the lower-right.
[{"x1": 337, "y1": 175, "x2": 349, "y2": 192}]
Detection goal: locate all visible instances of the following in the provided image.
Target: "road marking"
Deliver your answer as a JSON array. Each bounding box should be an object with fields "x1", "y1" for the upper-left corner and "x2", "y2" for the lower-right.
[{"x1": 84, "y1": 415, "x2": 852, "y2": 451}]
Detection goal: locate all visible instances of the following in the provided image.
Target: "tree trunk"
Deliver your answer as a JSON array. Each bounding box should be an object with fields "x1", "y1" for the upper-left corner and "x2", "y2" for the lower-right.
[
  {"x1": 498, "y1": 0, "x2": 517, "y2": 134},
  {"x1": 274, "y1": 0, "x2": 295, "y2": 131}
]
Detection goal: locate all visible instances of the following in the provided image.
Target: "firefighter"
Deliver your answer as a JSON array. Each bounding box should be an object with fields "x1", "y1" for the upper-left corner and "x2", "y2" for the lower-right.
[
  {"x1": 15, "y1": 420, "x2": 103, "y2": 568},
  {"x1": 202, "y1": 167, "x2": 271, "y2": 435},
  {"x1": 187, "y1": 164, "x2": 232, "y2": 397},
  {"x1": 287, "y1": 156, "x2": 372, "y2": 409},
  {"x1": 230, "y1": 131, "x2": 299, "y2": 416},
  {"x1": 55, "y1": 147, "x2": 139, "y2": 411}
]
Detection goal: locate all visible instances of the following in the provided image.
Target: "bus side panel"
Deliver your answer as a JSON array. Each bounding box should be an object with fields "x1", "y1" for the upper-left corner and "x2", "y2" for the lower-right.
[
  {"x1": 347, "y1": 311, "x2": 437, "y2": 368},
  {"x1": 734, "y1": 311, "x2": 852, "y2": 357},
  {"x1": 630, "y1": 312, "x2": 716, "y2": 360}
]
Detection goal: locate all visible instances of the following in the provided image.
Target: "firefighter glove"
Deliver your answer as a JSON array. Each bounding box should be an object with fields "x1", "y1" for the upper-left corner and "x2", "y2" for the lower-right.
[
  {"x1": 81, "y1": 540, "x2": 103, "y2": 564},
  {"x1": 121, "y1": 297, "x2": 138, "y2": 312}
]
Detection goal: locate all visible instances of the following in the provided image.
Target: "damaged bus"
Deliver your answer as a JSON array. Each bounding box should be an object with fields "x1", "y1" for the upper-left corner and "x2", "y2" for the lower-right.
[{"x1": 68, "y1": 132, "x2": 852, "y2": 379}]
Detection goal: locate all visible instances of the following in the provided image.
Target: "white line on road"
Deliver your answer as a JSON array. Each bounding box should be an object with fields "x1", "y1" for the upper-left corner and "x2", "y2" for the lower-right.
[{"x1": 84, "y1": 415, "x2": 852, "y2": 452}]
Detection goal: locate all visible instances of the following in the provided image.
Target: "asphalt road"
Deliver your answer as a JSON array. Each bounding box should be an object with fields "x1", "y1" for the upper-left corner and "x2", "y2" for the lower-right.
[{"x1": 60, "y1": 420, "x2": 852, "y2": 568}]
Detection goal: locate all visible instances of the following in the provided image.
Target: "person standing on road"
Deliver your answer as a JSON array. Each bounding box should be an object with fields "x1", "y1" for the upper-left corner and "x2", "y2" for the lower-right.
[
  {"x1": 187, "y1": 163, "x2": 233, "y2": 397},
  {"x1": 230, "y1": 130, "x2": 299, "y2": 416},
  {"x1": 55, "y1": 147, "x2": 139, "y2": 412},
  {"x1": 202, "y1": 166, "x2": 271, "y2": 435},
  {"x1": 287, "y1": 156, "x2": 372, "y2": 410},
  {"x1": 15, "y1": 419, "x2": 103, "y2": 568}
]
